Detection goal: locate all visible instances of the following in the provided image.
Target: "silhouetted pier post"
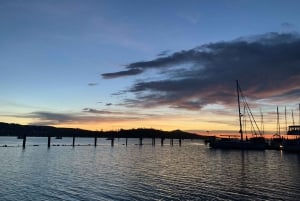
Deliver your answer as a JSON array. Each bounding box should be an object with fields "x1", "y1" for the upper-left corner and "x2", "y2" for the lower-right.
[
  {"x1": 111, "y1": 138, "x2": 114, "y2": 146},
  {"x1": 22, "y1": 134, "x2": 26, "y2": 148},
  {"x1": 139, "y1": 137, "x2": 143, "y2": 146},
  {"x1": 94, "y1": 135, "x2": 97, "y2": 147},
  {"x1": 170, "y1": 138, "x2": 174, "y2": 146},
  {"x1": 161, "y1": 137, "x2": 164, "y2": 146},
  {"x1": 152, "y1": 138, "x2": 155, "y2": 146},
  {"x1": 125, "y1": 138, "x2": 128, "y2": 146},
  {"x1": 179, "y1": 138, "x2": 182, "y2": 146},
  {"x1": 48, "y1": 136, "x2": 51, "y2": 148},
  {"x1": 72, "y1": 136, "x2": 75, "y2": 147}
]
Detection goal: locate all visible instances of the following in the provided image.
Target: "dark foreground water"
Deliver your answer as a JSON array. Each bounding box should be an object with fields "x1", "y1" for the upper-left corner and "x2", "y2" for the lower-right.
[{"x1": 0, "y1": 137, "x2": 300, "y2": 201}]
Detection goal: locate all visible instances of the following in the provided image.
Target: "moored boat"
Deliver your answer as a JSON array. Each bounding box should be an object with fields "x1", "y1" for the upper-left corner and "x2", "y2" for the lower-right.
[
  {"x1": 282, "y1": 125, "x2": 300, "y2": 152},
  {"x1": 268, "y1": 107, "x2": 284, "y2": 150},
  {"x1": 209, "y1": 80, "x2": 267, "y2": 150},
  {"x1": 210, "y1": 136, "x2": 266, "y2": 150},
  {"x1": 268, "y1": 135, "x2": 283, "y2": 150}
]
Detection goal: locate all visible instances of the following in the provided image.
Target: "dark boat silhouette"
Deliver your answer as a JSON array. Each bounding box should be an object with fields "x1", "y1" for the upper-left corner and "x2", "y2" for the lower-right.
[
  {"x1": 209, "y1": 80, "x2": 267, "y2": 150},
  {"x1": 268, "y1": 106, "x2": 284, "y2": 150},
  {"x1": 282, "y1": 125, "x2": 300, "y2": 152},
  {"x1": 268, "y1": 135, "x2": 283, "y2": 150}
]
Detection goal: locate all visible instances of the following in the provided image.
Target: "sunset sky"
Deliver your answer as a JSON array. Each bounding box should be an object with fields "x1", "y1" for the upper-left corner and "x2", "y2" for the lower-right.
[{"x1": 1, "y1": 0, "x2": 300, "y2": 134}]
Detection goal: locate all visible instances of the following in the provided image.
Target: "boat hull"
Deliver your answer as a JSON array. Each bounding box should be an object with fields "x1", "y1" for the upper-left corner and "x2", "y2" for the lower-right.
[
  {"x1": 209, "y1": 139, "x2": 266, "y2": 150},
  {"x1": 282, "y1": 139, "x2": 300, "y2": 152},
  {"x1": 267, "y1": 137, "x2": 283, "y2": 150}
]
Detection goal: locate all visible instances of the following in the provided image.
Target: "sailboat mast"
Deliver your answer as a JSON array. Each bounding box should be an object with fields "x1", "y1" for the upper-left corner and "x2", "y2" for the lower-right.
[
  {"x1": 285, "y1": 106, "x2": 287, "y2": 133},
  {"x1": 277, "y1": 106, "x2": 280, "y2": 135},
  {"x1": 260, "y1": 108, "x2": 264, "y2": 135},
  {"x1": 236, "y1": 80, "x2": 243, "y2": 141},
  {"x1": 292, "y1": 110, "x2": 295, "y2": 125}
]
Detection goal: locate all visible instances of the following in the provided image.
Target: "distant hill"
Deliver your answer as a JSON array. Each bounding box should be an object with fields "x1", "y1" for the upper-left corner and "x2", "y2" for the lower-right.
[{"x1": 0, "y1": 122, "x2": 204, "y2": 139}]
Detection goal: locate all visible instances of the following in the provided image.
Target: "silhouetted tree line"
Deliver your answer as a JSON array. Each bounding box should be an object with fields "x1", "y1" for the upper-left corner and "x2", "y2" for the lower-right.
[{"x1": 0, "y1": 122, "x2": 204, "y2": 139}]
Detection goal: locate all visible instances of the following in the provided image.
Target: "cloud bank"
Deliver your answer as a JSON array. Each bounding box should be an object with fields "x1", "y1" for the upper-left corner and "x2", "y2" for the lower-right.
[
  {"x1": 12, "y1": 109, "x2": 160, "y2": 127},
  {"x1": 102, "y1": 32, "x2": 300, "y2": 110}
]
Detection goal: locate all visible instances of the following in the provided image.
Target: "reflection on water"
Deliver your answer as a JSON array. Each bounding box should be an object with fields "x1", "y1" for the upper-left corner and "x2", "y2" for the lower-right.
[{"x1": 0, "y1": 137, "x2": 300, "y2": 200}]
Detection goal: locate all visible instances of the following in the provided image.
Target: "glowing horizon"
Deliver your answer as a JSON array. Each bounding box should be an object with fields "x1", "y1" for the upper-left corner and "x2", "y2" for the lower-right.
[{"x1": 2, "y1": 103, "x2": 299, "y2": 135}]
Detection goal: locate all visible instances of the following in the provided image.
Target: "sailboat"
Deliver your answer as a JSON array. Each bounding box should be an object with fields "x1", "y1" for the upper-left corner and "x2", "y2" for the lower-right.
[
  {"x1": 268, "y1": 106, "x2": 284, "y2": 150},
  {"x1": 209, "y1": 80, "x2": 267, "y2": 150}
]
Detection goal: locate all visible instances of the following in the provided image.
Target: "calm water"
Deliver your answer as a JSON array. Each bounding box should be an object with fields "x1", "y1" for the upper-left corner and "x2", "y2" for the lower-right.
[{"x1": 0, "y1": 137, "x2": 300, "y2": 201}]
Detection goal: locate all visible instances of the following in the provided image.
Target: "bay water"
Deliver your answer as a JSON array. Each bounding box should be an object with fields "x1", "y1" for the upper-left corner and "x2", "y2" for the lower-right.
[{"x1": 0, "y1": 137, "x2": 300, "y2": 200}]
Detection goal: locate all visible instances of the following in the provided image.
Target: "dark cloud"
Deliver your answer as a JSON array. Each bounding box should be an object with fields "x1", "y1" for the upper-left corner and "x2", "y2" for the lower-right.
[
  {"x1": 30, "y1": 111, "x2": 75, "y2": 124},
  {"x1": 157, "y1": 50, "x2": 170, "y2": 57},
  {"x1": 4, "y1": 109, "x2": 175, "y2": 127},
  {"x1": 125, "y1": 49, "x2": 206, "y2": 70},
  {"x1": 103, "y1": 32, "x2": 300, "y2": 110},
  {"x1": 88, "y1": 83, "x2": 98, "y2": 86},
  {"x1": 32, "y1": 112, "x2": 73, "y2": 122},
  {"x1": 83, "y1": 108, "x2": 106, "y2": 114},
  {"x1": 82, "y1": 107, "x2": 157, "y2": 117},
  {"x1": 83, "y1": 108, "x2": 120, "y2": 115},
  {"x1": 102, "y1": 68, "x2": 143, "y2": 79},
  {"x1": 16, "y1": 110, "x2": 143, "y2": 126}
]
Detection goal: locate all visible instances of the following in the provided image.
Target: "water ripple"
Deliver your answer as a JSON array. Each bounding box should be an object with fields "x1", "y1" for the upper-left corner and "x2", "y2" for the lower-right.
[{"x1": 0, "y1": 138, "x2": 300, "y2": 200}]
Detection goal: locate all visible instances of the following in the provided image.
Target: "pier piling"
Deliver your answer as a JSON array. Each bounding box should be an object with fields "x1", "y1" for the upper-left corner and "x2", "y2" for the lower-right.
[
  {"x1": 48, "y1": 136, "x2": 51, "y2": 148},
  {"x1": 139, "y1": 137, "x2": 143, "y2": 146},
  {"x1": 161, "y1": 137, "x2": 164, "y2": 146},
  {"x1": 152, "y1": 138, "x2": 155, "y2": 146},
  {"x1": 126, "y1": 138, "x2": 128, "y2": 146},
  {"x1": 170, "y1": 138, "x2": 174, "y2": 146},
  {"x1": 111, "y1": 138, "x2": 114, "y2": 146},
  {"x1": 179, "y1": 138, "x2": 182, "y2": 146},
  {"x1": 72, "y1": 136, "x2": 75, "y2": 147},
  {"x1": 22, "y1": 134, "x2": 26, "y2": 148},
  {"x1": 94, "y1": 135, "x2": 97, "y2": 147}
]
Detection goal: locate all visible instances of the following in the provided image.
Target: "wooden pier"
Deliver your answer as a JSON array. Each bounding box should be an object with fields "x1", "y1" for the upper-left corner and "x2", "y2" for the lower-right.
[
  {"x1": 16, "y1": 135, "x2": 185, "y2": 148},
  {"x1": 0, "y1": 124, "x2": 205, "y2": 148}
]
